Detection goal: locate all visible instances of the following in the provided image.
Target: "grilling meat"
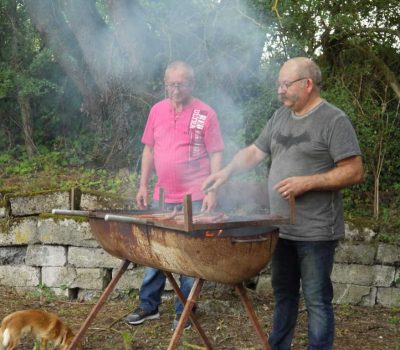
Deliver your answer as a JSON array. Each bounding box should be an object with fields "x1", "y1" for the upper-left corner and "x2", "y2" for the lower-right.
[
  {"x1": 176, "y1": 211, "x2": 229, "y2": 224},
  {"x1": 135, "y1": 210, "x2": 229, "y2": 224},
  {"x1": 193, "y1": 212, "x2": 229, "y2": 223}
]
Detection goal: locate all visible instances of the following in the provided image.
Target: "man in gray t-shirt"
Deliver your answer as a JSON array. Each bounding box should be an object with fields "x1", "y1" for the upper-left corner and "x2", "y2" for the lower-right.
[
  {"x1": 255, "y1": 101, "x2": 361, "y2": 241},
  {"x1": 202, "y1": 57, "x2": 364, "y2": 350}
]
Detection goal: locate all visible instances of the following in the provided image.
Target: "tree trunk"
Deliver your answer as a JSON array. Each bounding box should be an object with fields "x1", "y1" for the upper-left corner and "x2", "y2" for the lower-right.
[
  {"x1": 61, "y1": 0, "x2": 118, "y2": 93},
  {"x1": 24, "y1": 0, "x2": 105, "y2": 123},
  {"x1": 373, "y1": 174, "x2": 379, "y2": 220},
  {"x1": 17, "y1": 93, "x2": 37, "y2": 159},
  {"x1": 107, "y1": 0, "x2": 159, "y2": 81}
]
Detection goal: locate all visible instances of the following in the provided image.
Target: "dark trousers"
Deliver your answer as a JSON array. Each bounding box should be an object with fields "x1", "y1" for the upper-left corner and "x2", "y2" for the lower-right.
[{"x1": 269, "y1": 238, "x2": 338, "y2": 350}]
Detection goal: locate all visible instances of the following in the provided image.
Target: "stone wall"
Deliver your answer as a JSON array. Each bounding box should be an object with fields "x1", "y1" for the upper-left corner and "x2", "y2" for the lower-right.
[{"x1": 0, "y1": 190, "x2": 399, "y2": 307}]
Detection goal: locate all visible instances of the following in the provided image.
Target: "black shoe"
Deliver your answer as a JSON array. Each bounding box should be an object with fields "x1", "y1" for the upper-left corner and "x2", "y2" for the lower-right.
[
  {"x1": 125, "y1": 307, "x2": 160, "y2": 325},
  {"x1": 172, "y1": 314, "x2": 191, "y2": 331}
]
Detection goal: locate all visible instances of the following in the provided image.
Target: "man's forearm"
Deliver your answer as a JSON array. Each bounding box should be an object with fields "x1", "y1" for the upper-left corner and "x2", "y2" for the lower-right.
[
  {"x1": 225, "y1": 144, "x2": 266, "y2": 176},
  {"x1": 274, "y1": 156, "x2": 364, "y2": 199},
  {"x1": 139, "y1": 146, "x2": 154, "y2": 188},
  {"x1": 209, "y1": 151, "x2": 223, "y2": 174},
  {"x1": 306, "y1": 156, "x2": 364, "y2": 191}
]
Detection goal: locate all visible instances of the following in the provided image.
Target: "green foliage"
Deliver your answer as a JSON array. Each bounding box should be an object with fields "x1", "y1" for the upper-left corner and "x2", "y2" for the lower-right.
[
  {"x1": 0, "y1": 0, "x2": 68, "y2": 156},
  {"x1": 2, "y1": 147, "x2": 65, "y2": 176},
  {"x1": 121, "y1": 330, "x2": 136, "y2": 350},
  {"x1": 388, "y1": 307, "x2": 400, "y2": 325},
  {"x1": 29, "y1": 283, "x2": 57, "y2": 303},
  {"x1": 0, "y1": 146, "x2": 140, "y2": 197},
  {"x1": 0, "y1": 64, "x2": 15, "y2": 97},
  {"x1": 395, "y1": 278, "x2": 400, "y2": 287},
  {"x1": 32, "y1": 340, "x2": 41, "y2": 350},
  {"x1": 0, "y1": 153, "x2": 12, "y2": 165},
  {"x1": 338, "y1": 303, "x2": 352, "y2": 316},
  {"x1": 275, "y1": 0, "x2": 400, "y2": 223},
  {"x1": 17, "y1": 75, "x2": 61, "y2": 97}
]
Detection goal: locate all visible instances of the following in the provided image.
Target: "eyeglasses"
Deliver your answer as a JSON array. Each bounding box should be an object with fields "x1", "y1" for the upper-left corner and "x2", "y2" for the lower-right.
[
  {"x1": 165, "y1": 82, "x2": 190, "y2": 90},
  {"x1": 275, "y1": 77, "x2": 308, "y2": 90}
]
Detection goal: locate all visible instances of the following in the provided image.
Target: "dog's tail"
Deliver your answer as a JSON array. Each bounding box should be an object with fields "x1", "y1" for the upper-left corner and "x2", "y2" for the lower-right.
[{"x1": 0, "y1": 326, "x2": 10, "y2": 350}]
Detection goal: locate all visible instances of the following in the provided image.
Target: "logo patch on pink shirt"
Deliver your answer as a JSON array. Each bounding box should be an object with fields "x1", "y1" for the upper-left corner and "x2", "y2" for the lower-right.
[{"x1": 189, "y1": 109, "x2": 208, "y2": 161}]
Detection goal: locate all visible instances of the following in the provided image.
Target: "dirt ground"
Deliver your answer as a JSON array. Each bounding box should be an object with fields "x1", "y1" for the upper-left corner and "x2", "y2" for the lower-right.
[{"x1": 0, "y1": 285, "x2": 398, "y2": 350}]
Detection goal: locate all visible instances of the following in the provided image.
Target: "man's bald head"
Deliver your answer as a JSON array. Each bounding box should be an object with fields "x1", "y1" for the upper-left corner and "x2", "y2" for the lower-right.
[
  {"x1": 283, "y1": 57, "x2": 322, "y2": 91},
  {"x1": 165, "y1": 61, "x2": 195, "y2": 84}
]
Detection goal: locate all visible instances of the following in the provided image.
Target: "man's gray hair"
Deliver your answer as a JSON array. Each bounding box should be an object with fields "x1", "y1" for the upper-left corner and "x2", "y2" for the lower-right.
[
  {"x1": 165, "y1": 61, "x2": 195, "y2": 83},
  {"x1": 295, "y1": 57, "x2": 322, "y2": 90},
  {"x1": 306, "y1": 60, "x2": 322, "y2": 89},
  {"x1": 287, "y1": 57, "x2": 322, "y2": 91}
]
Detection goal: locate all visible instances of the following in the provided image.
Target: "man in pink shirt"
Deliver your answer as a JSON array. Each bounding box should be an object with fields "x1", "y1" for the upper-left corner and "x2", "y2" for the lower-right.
[{"x1": 126, "y1": 61, "x2": 224, "y2": 330}]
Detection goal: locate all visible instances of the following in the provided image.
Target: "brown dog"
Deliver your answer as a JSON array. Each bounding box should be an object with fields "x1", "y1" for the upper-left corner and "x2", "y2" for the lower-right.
[{"x1": 0, "y1": 309, "x2": 75, "y2": 350}]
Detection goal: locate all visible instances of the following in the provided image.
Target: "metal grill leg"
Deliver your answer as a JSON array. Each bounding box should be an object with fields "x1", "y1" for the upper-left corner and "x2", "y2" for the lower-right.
[
  {"x1": 165, "y1": 273, "x2": 213, "y2": 350},
  {"x1": 66, "y1": 259, "x2": 131, "y2": 350},
  {"x1": 235, "y1": 283, "x2": 271, "y2": 350}
]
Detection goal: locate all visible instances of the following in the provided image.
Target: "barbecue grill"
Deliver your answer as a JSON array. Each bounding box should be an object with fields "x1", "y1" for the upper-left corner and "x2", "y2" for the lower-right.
[{"x1": 53, "y1": 192, "x2": 295, "y2": 350}]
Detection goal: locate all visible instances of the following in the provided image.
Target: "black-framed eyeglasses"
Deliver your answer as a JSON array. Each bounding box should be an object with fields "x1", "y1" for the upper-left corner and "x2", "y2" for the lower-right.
[
  {"x1": 164, "y1": 82, "x2": 190, "y2": 90},
  {"x1": 275, "y1": 77, "x2": 309, "y2": 90}
]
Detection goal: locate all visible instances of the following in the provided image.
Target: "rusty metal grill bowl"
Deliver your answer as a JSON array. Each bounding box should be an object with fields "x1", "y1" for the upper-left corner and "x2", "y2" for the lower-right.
[
  {"x1": 89, "y1": 212, "x2": 278, "y2": 284},
  {"x1": 52, "y1": 191, "x2": 294, "y2": 284}
]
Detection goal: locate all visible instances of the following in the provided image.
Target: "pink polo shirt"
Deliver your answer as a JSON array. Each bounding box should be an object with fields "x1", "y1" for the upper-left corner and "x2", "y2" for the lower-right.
[{"x1": 141, "y1": 98, "x2": 224, "y2": 203}]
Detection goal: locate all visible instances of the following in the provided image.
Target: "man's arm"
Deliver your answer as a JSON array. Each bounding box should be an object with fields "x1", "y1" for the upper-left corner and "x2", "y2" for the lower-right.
[
  {"x1": 136, "y1": 145, "x2": 155, "y2": 209},
  {"x1": 226, "y1": 144, "x2": 267, "y2": 174},
  {"x1": 209, "y1": 151, "x2": 223, "y2": 174},
  {"x1": 201, "y1": 151, "x2": 223, "y2": 212},
  {"x1": 202, "y1": 144, "x2": 267, "y2": 192},
  {"x1": 274, "y1": 155, "x2": 364, "y2": 199}
]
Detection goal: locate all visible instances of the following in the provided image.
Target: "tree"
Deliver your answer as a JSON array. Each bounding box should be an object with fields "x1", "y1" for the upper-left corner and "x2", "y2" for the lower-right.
[
  {"x1": 1, "y1": 0, "x2": 54, "y2": 158},
  {"x1": 269, "y1": 0, "x2": 400, "y2": 218}
]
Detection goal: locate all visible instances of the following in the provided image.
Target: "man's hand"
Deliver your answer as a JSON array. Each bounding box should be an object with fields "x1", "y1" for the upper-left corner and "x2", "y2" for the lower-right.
[
  {"x1": 274, "y1": 176, "x2": 311, "y2": 199},
  {"x1": 202, "y1": 168, "x2": 231, "y2": 194},
  {"x1": 136, "y1": 186, "x2": 149, "y2": 209},
  {"x1": 201, "y1": 191, "x2": 217, "y2": 212},
  {"x1": 274, "y1": 156, "x2": 364, "y2": 199}
]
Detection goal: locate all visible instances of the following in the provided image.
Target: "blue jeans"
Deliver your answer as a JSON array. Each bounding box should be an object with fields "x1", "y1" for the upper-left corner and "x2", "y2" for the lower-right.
[
  {"x1": 269, "y1": 238, "x2": 338, "y2": 350},
  {"x1": 139, "y1": 200, "x2": 202, "y2": 315}
]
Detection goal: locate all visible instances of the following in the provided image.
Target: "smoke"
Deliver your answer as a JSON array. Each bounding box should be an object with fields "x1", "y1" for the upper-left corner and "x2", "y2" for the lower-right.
[
  {"x1": 133, "y1": 1, "x2": 276, "y2": 159},
  {"x1": 104, "y1": 4, "x2": 266, "y2": 113},
  {"x1": 142, "y1": 0, "x2": 272, "y2": 154},
  {"x1": 25, "y1": 0, "x2": 279, "y2": 170}
]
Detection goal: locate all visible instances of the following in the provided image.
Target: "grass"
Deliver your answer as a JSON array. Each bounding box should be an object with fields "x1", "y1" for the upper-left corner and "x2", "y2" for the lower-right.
[{"x1": 28, "y1": 283, "x2": 57, "y2": 303}]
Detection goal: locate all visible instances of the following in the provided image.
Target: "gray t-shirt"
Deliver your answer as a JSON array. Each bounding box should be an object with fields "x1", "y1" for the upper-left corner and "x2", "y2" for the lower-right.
[{"x1": 255, "y1": 100, "x2": 361, "y2": 241}]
